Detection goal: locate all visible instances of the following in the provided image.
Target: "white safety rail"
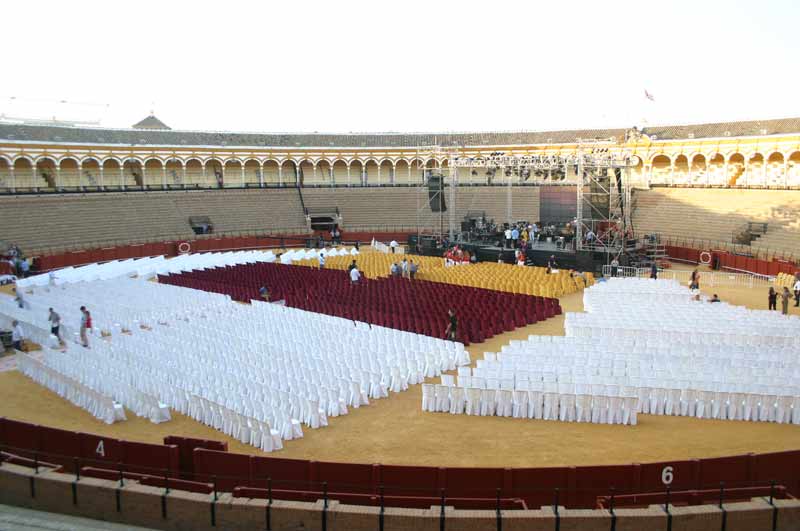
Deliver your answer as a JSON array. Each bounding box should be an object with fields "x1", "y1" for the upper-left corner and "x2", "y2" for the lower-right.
[
  {"x1": 17, "y1": 353, "x2": 126, "y2": 425},
  {"x1": 17, "y1": 250, "x2": 279, "y2": 288},
  {"x1": 370, "y1": 239, "x2": 404, "y2": 254},
  {"x1": 601, "y1": 265, "x2": 771, "y2": 288},
  {"x1": 424, "y1": 278, "x2": 800, "y2": 425},
  {"x1": 280, "y1": 246, "x2": 359, "y2": 264}
]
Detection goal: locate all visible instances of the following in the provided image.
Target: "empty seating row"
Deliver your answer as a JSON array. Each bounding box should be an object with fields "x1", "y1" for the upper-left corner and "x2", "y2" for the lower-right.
[{"x1": 159, "y1": 262, "x2": 560, "y2": 345}]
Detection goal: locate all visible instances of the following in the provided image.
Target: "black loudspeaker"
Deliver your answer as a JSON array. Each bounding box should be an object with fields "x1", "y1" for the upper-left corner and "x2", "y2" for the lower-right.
[
  {"x1": 428, "y1": 175, "x2": 447, "y2": 212},
  {"x1": 588, "y1": 173, "x2": 610, "y2": 219}
]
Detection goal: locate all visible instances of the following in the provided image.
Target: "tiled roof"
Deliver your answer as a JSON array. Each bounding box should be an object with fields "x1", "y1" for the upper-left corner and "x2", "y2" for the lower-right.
[
  {"x1": 643, "y1": 117, "x2": 800, "y2": 140},
  {"x1": 0, "y1": 117, "x2": 797, "y2": 149},
  {"x1": 132, "y1": 115, "x2": 170, "y2": 130}
]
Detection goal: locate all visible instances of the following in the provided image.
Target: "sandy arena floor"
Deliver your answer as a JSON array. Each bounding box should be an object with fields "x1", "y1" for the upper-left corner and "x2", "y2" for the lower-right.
[{"x1": 0, "y1": 263, "x2": 798, "y2": 468}]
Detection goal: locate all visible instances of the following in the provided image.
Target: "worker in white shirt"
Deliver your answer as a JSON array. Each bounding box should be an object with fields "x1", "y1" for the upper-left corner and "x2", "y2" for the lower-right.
[
  {"x1": 11, "y1": 320, "x2": 23, "y2": 351},
  {"x1": 349, "y1": 266, "x2": 361, "y2": 284},
  {"x1": 389, "y1": 240, "x2": 399, "y2": 253},
  {"x1": 318, "y1": 253, "x2": 326, "y2": 269},
  {"x1": 504, "y1": 227, "x2": 512, "y2": 248},
  {"x1": 794, "y1": 278, "x2": 800, "y2": 307}
]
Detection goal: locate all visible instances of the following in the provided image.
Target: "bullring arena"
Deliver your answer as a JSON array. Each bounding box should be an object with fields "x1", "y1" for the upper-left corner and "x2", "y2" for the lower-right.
[{"x1": 0, "y1": 114, "x2": 799, "y2": 531}]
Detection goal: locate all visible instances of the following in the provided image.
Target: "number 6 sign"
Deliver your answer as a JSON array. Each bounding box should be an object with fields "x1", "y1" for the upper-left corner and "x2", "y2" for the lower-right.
[{"x1": 661, "y1": 466, "x2": 674, "y2": 485}]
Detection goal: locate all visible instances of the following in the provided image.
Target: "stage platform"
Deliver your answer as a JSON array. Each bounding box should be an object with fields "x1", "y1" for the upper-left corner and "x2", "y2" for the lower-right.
[{"x1": 440, "y1": 241, "x2": 605, "y2": 273}]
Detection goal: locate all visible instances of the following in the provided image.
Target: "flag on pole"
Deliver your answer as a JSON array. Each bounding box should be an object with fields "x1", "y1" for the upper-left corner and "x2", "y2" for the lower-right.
[{"x1": 644, "y1": 89, "x2": 655, "y2": 102}]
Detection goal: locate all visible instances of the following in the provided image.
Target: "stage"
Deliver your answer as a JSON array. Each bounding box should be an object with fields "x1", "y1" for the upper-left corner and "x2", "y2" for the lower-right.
[{"x1": 412, "y1": 238, "x2": 606, "y2": 273}]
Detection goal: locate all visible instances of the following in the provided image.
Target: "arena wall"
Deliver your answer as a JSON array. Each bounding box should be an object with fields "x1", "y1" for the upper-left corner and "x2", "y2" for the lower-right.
[{"x1": 1, "y1": 463, "x2": 798, "y2": 531}]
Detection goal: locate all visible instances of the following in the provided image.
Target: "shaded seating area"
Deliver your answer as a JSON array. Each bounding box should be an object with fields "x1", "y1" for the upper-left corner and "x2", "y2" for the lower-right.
[{"x1": 159, "y1": 263, "x2": 560, "y2": 345}]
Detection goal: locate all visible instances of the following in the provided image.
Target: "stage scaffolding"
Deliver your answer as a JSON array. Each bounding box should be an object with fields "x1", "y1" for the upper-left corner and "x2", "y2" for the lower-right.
[{"x1": 414, "y1": 146, "x2": 635, "y2": 258}]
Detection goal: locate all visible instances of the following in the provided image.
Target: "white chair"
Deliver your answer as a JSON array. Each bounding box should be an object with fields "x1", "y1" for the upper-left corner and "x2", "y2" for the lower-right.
[
  {"x1": 622, "y1": 396, "x2": 639, "y2": 425},
  {"x1": 421, "y1": 383, "x2": 436, "y2": 412},
  {"x1": 449, "y1": 387, "x2": 466, "y2": 414},
  {"x1": 465, "y1": 388, "x2": 482, "y2": 416},
  {"x1": 512, "y1": 390, "x2": 528, "y2": 419},
  {"x1": 479, "y1": 389, "x2": 496, "y2": 416},
  {"x1": 591, "y1": 395, "x2": 608, "y2": 424},
  {"x1": 528, "y1": 385, "x2": 544, "y2": 420},
  {"x1": 434, "y1": 384, "x2": 451, "y2": 412},
  {"x1": 496, "y1": 390, "x2": 513, "y2": 417},
  {"x1": 575, "y1": 394, "x2": 592, "y2": 423},
  {"x1": 542, "y1": 383, "x2": 559, "y2": 421},
  {"x1": 607, "y1": 396, "x2": 624, "y2": 424}
]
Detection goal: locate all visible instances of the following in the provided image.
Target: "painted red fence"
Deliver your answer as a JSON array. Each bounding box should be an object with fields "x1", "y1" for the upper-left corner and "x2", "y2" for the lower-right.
[
  {"x1": 1, "y1": 418, "x2": 797, "y2": 510},
  {"x1": 28, "y1": 231, "x2": 411, "y2": 272},
  {"x1": 665, "y1": 245, "x2": 798, "y2": 277}
]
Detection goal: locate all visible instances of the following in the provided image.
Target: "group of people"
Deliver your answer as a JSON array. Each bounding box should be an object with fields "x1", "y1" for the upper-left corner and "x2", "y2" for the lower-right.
[
  {"x1": 8, "y1": 305, "x2": 92, "y2": 352},
  {"x1": 768, "y1": 278, "x2": 799, "y2": 315},
  {"x1": 502, "y1": 222, "x2": 545, "y2": 250},
  {"x1": 389, "y1": 258, "x2": 419, "y2": 279},
  {"x1": 443, "y1": 246, "x2": 473, "y2": 266},
  {"x1": 3, "y1": 243, "x2": 31, "y2": 278}
]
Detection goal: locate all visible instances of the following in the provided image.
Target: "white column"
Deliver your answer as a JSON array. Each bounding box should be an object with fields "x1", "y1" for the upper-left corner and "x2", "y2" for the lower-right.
[
  {"x1": 784, "y1": 160, "x2": 788, "y2": 187},
  {"x1": 9, "y1": 165, "x2": 15, "y2": 192},
  {"x1": 362, "y1": 166, "x2": 367, "y2": 186},
  {"x1": 141, "y1": 164, "x2": 146, "y2": 188},
  {"x1": 377, "y1": 163, "x2": 381, "y2": 185},
  {"x1": 99, "y1": 165, "x2": 105, "y2": 189},
  {"x1": 31, "y1": 163, "x2": 37, "y2": 188},
  {"x1": 346, "y1": 164, "x2": 351, "y2": 187},
  {"x1": 77, "y1": 161, "x2": 84, "y2": 188},
  {"x1": 55, "y1": 166, "x2": 61, "y2": 189},
  {"x1": 744, "y1": 160, "x2": 750, "y2": 186},
  {"x1": 181, "y1": 164, "x2": 186, "y2": 187},
  {"x1": 120, "y1": 166, "x2": 125, "y2": 188},
  {"x1": 278, "y1": 164, "x2": 283, "y2": 186},
  {"x1": 162, "y1": 165, "x2": 167, "y2": 189},
  {"x1": 259, "y1": 163, "x2": 265, "y2": 187},
  {"x1": 408, "y1": 163, "x2": 412, "y2": 183},
  {"x1": 241, "y1": 165, "x2": 245, "y2": 187}
]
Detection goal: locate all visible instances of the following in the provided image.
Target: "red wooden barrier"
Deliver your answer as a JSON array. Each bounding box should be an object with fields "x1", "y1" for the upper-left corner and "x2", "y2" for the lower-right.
[
  {"x1": 638, "y1": 460, "x2": 697, "y2": 493},
  {"x1": 80, "y1": 433, "x2": 123, "y2": 466},
  {"x1": 38, "y1": 426, "x2": 82, "y2": 471},
  {"x1": 379, "y1": 464, "x2": 439, "y2": 498},
  {"x1": 250, "y1": 455, "x2": 311, "y2": 490},
  {"x1": 315, "y1": 460, "x2": 375, "y2": 494},
  {"x1": 163, "y1": 436, "x2": 227, "y2": 480},
  {"x1": 193, "y1": 449, "x2": 251, "y2": 491},
  {"x1": 122, "y1": 440, "x2": 179, "y2": 476},
  {"x1": 0, "y1": 418, "x2": 798, "y2": 508},
  {"x1": 511, "y1": 467, "x2": 570, "y2": 509}
]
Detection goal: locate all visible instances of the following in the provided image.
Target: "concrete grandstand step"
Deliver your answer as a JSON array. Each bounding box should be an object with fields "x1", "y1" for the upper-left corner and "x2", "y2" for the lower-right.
[{"x1": 0, "y1": 504, "x2": 159, "y2": 531}]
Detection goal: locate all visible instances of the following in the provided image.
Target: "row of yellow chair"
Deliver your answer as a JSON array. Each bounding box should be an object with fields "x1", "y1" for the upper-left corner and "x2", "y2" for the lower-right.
[
  {"x1": 775, "y1": 272, "x2": 799, "y2": 289},
  {"x1": 293, "y1": 251, "x2": 593, "y2": 298},
  {"x1": 417, "y1": 262, "x2": 593, "y2": 297},
  {"x1": 293, "y1": 253, "x2": 443, "y2": 279}
]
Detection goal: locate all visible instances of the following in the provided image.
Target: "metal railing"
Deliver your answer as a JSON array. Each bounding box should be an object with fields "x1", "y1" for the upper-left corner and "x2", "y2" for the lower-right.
[{"x1": 601, "y1": 265, "x2": 771, "y2": 287}]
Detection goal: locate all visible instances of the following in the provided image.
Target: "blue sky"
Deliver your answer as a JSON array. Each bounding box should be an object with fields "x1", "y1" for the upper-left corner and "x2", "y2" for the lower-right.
[{"x1": 1, "y1": 0, "x2": 798, "y2": 133}]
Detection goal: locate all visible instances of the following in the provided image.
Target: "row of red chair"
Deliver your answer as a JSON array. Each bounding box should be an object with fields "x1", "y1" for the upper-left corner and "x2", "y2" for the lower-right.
[{"x1": 159, "y1": 263, "x2": 561, "y2": 344}]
